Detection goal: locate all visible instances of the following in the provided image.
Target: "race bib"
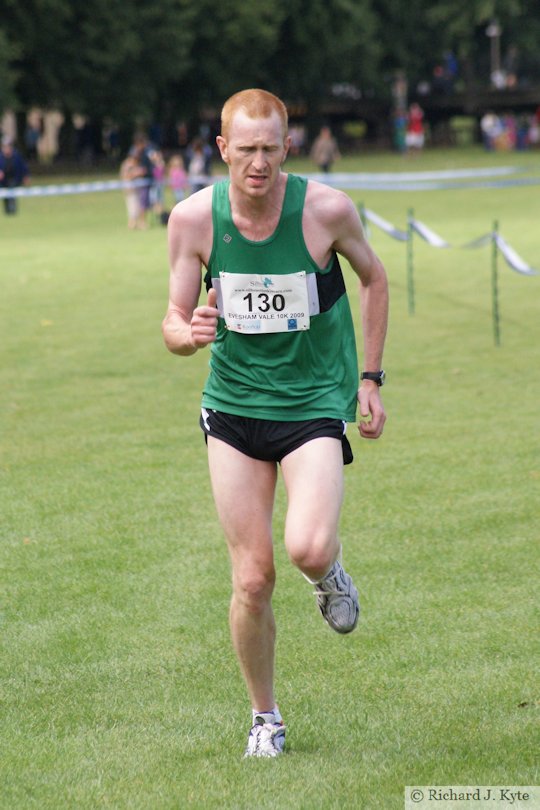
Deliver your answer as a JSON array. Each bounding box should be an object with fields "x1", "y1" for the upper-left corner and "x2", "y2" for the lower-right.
[{"x1": 219, "y1": 271, "x2": 310, "y2": 334}]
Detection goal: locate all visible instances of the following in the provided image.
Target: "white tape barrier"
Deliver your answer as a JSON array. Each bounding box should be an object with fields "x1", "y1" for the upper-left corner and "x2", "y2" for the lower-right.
[
  {"x1": 495, "y1": 234, "x2": 538, "y2": 275},
  {"x1": 363, "y1": 209, "x2": 538, "y2": 276},
  {"x1": 0, "y1": 178, "x2": 152, "y2": 199},
  {"x1": 461, "y1": 232, "x2": 537, "y2": 274},
  {"x1": 410, "y1": 219, "x2": 450, "y2": 248},
  {"x1": 331, "y1": 166, "x2": 523, "y2": 182},
  {"x1": 0, "y1": 165, "x2": 534, "y2": 199},
  {"x1": 362, "y1": 208, "x2": 408, "y2": 241},
  {"x1": 0, "y1": 176, "x2": 219, "y2": 199},
  {"x1": 462, "y1": 233, "x2": 494, "y2": 250},
  {"x1": 2, "y1": 173, "x2": 537, "y2": 276},
  {"x1": 304, "y1": 166, "x2": 539, "y2": 191}
]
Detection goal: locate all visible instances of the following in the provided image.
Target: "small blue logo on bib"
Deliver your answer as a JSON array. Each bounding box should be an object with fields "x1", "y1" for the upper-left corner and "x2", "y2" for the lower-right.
[{"x1": 287, "y1": 319, "x2": 298, "y2": 330}]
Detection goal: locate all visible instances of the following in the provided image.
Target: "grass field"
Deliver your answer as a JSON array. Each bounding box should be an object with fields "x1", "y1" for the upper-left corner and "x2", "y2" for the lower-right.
[{"x1": 1, "y1": 147, "x2": 539, "y2": 809}]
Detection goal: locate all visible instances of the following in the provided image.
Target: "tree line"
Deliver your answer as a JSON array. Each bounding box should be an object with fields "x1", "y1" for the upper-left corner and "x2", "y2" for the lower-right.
[{"x1": 1, "y1": 0, "x2": 539, "y2": 139}]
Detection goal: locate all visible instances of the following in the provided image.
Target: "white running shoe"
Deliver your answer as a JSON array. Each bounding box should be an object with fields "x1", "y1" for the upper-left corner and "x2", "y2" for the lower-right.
[
  {"x1": 244, "y1": 715, "x2": 286, "y2": 758},
  {"x1": 313, "y1": 560, "x2": 360, "y2": 634}
]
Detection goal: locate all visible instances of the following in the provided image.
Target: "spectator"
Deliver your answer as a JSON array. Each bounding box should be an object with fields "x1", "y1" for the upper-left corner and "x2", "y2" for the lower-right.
[
  {"x1": 24, "y1": 115, "x2": 42, "y2": 161},
  {"x1": 202, "y1": 139, "x2": 213, "y2": 178},
  {"x1": 119, "y1": 154, "x2": 145, "y2": 230},
  {"x1": 167, "y1": 155, "x2": 188, "y2": 204},
  {"x1": 392, "y1": 107, "x2": 408, "y2": 153},
  {"x1": 529, "y1": 110, "x2": 540, "y2": 147},
  {"x1": 0, "y1": 137, "x2": 30, "y2": 215},
  {"x1": 405, "y1": 103, "x2": 425, "y2": 154},
  {"x1": 310, "y1": 125, "x2": 340, "y2": 172},
  {"x1": 289, "y1": 124, "x2": 306, "y2": 156},
  {"x1": 516, "y1": 114, "x2": 531, "y2": 150},
  {"x1": 480, "y1": 112, "x2": 502, "y2": 150},
  {"x1": 187, "y1": 137, "x2": 207, "y2": 194},
  {"x1": 150, "y1": 149, "x2": 166, "y2": 217},
  {"x1": 130, "y1": 133, "x2": 154, "y2": 226}
]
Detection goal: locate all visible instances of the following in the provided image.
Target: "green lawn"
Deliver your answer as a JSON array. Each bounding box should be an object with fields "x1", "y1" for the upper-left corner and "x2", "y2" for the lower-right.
[{"x1": 1, "y1": 148, "x2": 539, "y2": 809}]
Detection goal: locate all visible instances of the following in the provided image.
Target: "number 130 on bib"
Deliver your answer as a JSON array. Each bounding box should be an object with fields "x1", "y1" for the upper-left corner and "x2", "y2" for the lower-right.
[{"x1": 219, "y1": 271, "x2": 311, "y2": 334}]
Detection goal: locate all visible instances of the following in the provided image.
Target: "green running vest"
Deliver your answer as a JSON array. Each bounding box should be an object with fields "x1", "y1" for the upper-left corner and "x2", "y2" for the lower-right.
[{"x1": 201, "y1": 173, "x2": 358, "y2": 421}]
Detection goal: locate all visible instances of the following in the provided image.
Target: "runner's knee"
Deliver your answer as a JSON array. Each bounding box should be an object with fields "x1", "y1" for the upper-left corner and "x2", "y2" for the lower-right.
[
  {"x1": 232, "y1": 565, "x2": 275, "y2": 613},
  {"x1": 285, "y1": 533, "x2": 337, "y2": 577}
]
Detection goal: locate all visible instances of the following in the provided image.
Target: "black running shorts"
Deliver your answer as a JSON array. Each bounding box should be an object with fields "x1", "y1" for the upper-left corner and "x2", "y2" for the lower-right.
[{"x1": 200, "y1": 408, "x2": 353, "y2": 465}]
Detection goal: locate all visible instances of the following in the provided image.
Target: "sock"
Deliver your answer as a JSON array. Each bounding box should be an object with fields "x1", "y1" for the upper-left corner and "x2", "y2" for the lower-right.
[
  {"x1": 252, "y1": 705, "x2": 283, "y2": 725},
  {"x1": 300, "y1": 545, "x2": 343, "y2": 585},
  {"x1": 302, "y1": 559, "x2": 339, "y2": 586}
]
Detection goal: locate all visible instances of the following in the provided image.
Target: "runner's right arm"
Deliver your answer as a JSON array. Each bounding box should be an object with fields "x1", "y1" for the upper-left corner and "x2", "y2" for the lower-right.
[{"x1": 162, "y1": 190, "x2": 218, "y2": 355}]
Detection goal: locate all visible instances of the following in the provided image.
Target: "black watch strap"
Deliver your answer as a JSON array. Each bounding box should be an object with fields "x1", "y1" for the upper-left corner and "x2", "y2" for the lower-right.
[{"x1": 361, "y1": 370, "x2": 385, "y2": 386}]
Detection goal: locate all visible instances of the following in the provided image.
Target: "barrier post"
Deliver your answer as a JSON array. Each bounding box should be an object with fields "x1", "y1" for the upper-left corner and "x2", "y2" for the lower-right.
[
  {"x1": 491, "y1": 220, "x2": 501, "y2": 346},
  {"x1": 407, "y1": 208, "x2": 415, "y2": 315},
  {"x1": 358, "y1": 203, "x2": 367, "y2": 233}
]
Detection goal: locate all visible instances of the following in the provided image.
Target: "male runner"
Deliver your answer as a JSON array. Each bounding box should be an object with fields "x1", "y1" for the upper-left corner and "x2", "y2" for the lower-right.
[{"x1": 162, "y1": 89, "x2": 388, "y2": 758}]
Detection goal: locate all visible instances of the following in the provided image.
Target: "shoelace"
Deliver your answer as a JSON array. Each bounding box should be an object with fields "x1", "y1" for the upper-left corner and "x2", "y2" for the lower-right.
[
  {"x1": 252, "y1": 719, "x2": 285, "y2": 732},
  {"x1": 313, "y1": 587, "x2": 342, "y2": 598},
  {"x1": 313, "y1": 576, "x2": 346, "y2": 597},
  {"x1": 253, "y1": 723, "x2": 284, "y2": 751}
]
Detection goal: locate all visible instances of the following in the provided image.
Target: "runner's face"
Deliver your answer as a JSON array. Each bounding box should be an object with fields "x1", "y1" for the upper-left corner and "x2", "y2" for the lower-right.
[{"x1": 217, "y1": 111, "x2": 290, "y2": 196}]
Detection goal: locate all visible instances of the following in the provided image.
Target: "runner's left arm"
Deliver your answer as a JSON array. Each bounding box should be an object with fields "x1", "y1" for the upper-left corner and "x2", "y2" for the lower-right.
[{"x1": 332, "y1": 194, "x2": 389, "y2": 439}]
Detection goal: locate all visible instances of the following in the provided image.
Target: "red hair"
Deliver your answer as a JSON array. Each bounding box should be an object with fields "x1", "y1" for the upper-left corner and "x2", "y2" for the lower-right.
[{"x1": 221, "y1": 89, "x2": 288, "y2": 139}]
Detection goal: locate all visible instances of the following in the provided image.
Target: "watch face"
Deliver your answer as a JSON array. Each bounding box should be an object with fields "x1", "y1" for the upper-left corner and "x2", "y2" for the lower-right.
[{"x1": 379, "y1": 370, "x2": 386, "y2": 386}]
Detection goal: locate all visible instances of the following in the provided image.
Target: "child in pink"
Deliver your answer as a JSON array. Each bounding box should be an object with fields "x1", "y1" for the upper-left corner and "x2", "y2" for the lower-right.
[{"x1": 167, "y1": 155, "x2": 188, "y2": 203}]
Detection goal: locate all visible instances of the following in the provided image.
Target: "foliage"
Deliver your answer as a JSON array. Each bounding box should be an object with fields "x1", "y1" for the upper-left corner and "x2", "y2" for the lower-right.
[
  {"x1": 177, "y1": 0, "x2": 286, "y2": 111},
  {"x1": 372, "y1": 0, "x2": 446, "y2": 86},
  {"x1": 268, "y1": 0, "x2": 380, "y2": 106},
  {"x1": 0, "y1": 28, "x2": 19, "y2": 111},
  {"x1": 2, "y1": 0, "x2": 195, "y2": 118},
  {"x1": 379, "y1": 0, "x2": 540, "y2": 89},
  {"x1": 2, "y1": 0, "x2": 76, "y2": 109},
  {"x1": 1, "y1": 0, "x2": 540, "y2": 127}
]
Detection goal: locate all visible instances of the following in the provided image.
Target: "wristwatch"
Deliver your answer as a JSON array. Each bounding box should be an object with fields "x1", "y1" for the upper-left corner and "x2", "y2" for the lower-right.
[{"x1": 361, "y1": 370, "x2": 386, "y2": 387}]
